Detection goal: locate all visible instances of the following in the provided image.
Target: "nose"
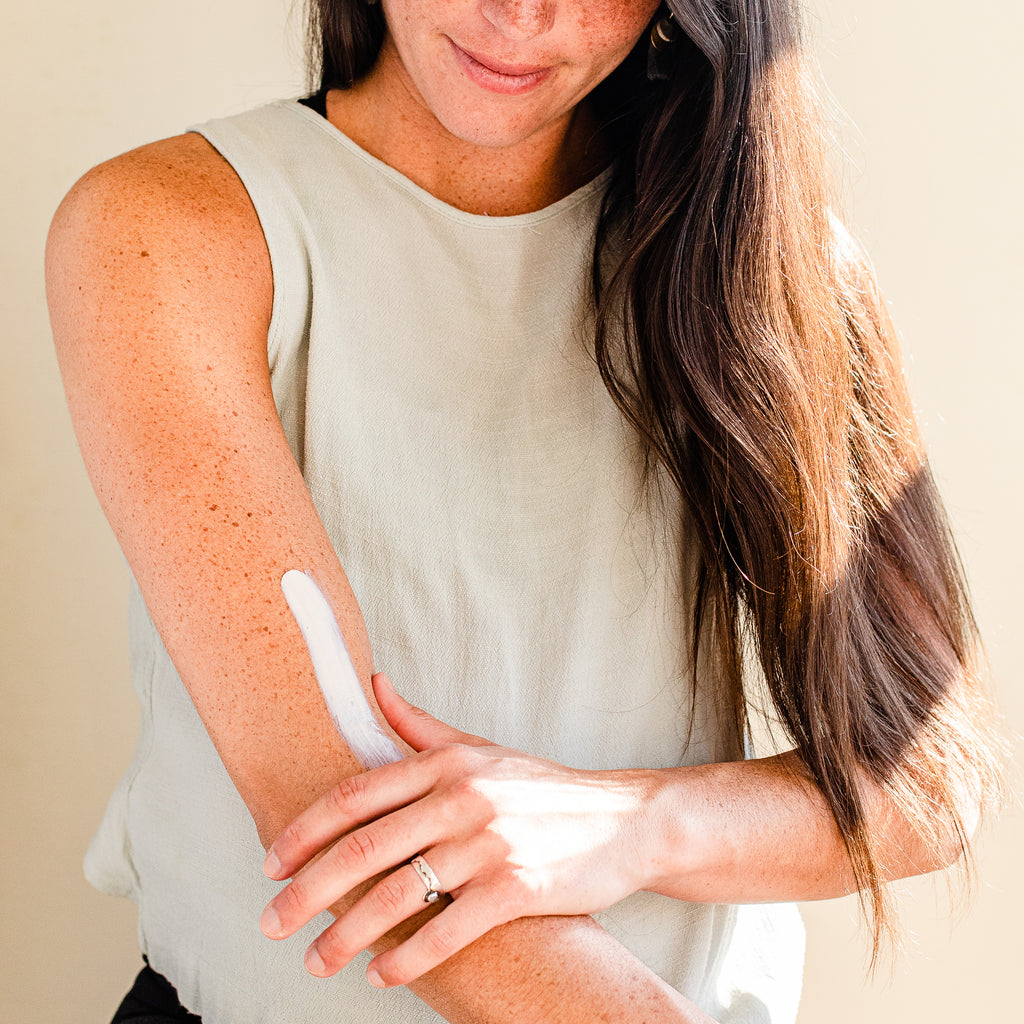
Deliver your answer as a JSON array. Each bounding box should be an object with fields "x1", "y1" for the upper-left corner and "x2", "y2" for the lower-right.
[{"x1": 479, "y1": 0, "x2": 556, "y2": 41}]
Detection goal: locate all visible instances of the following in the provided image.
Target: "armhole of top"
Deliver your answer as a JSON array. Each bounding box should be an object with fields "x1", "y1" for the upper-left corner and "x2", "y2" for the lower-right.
[{"x1": 185, "y1": 112, "x2": 311, "y2": 376}]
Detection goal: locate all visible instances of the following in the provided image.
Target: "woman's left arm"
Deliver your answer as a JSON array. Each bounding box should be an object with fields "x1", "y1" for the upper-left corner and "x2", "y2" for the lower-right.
[
  {"x1": 642, "y1": 747, "x2": 958, "y2": 904},
  {"x1": 262, "y1": 673, "x2": 954, "y2": 985}
]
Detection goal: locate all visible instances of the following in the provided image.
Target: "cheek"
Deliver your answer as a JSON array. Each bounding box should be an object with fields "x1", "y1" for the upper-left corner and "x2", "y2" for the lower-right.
[{"x1": 574, "y1": 0, "x2": 662, "y2": 79}]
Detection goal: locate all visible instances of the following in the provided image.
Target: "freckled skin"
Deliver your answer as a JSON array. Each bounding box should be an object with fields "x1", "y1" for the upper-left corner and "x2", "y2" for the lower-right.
[
  {"x1": 329, "y1": 0, "x2": 661, "y2": 214},
  {"x1": 49, "y1": 3, "x2": 956, "y2": 1016},
  {"x1": 47, "y1": 3, "x2": 713, "y2": 1021}
]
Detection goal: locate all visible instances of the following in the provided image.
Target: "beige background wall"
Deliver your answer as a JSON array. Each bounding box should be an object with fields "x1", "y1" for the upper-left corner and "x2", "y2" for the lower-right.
[{"x1": 2, "y1": 1, "x2": 1020, "y2": 1021}]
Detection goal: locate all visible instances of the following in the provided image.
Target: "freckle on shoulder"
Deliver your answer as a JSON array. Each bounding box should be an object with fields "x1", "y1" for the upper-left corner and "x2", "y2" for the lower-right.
[
  {"x1": 48, "y1": 131, "x2": 272, "y2": 321},
  {"x1": 51, "y1": 132, "x2": 265, "y2": 257}
]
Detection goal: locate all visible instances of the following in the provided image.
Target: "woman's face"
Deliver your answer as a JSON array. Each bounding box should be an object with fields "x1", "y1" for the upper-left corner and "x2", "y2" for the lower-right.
[{"x1": 376, "y1": 0, "x2": 662, "y2": 149}]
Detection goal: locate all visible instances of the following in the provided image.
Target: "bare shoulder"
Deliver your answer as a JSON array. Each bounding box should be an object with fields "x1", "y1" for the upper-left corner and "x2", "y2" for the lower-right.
[{"x1": 46, "y1": 132, "x2": 272, "y2": 341}]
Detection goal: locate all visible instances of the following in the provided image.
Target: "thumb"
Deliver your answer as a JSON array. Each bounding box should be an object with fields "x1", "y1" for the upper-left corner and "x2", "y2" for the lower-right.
[{"x1": 372, "y1": 673, "x2": 489, "y2": 752}]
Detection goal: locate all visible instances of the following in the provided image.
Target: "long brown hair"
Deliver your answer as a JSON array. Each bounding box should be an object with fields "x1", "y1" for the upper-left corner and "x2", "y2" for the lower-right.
[{"x1": 306, "y1": 0, "x2": 1005, "y2": 956}]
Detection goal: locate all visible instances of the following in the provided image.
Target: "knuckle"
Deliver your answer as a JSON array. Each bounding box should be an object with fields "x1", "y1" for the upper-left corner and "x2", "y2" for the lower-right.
[
  {"x1": 486, "y1": 868, "x2": 529, "y2": 917},
  {"x1": 448, "y1": 747, "x2": 492, "y2": 784},
  {"x1": 483, "y1": 874, "x2": 516, "y2": 913},
  {"x1": 337, "y1": 827, "x2": 377, "y2": 870},
  {"x1": 457, "y1": 744, "x2": 484, "y2": 769},
  {"x1": 501, "y1": 881, "x2": 529, "y2": 919},
  {"x1": 436, "y1": 742, "x2": 471, "y2": 768},
  {"x1": 422, "y1": 920, "x2": 459, "y2": 961},
  {"x1": 316, "y1": 927, "x2": 358, "y2": 966},
  {"x1": 276, "y1": 815, "x2": 312, "y2": 856},
  {"x1": 327, "y1": 774, "x2": 367, "y2": 814},
  {"x1": 450, "y1": 776, "x2": 480, "y2": 802},
  {"x1": 276, "y1": 879, "x2": 308, "y2": 917},
  {"x1": 451, "y1": 778, "x2": 494, "y2": 824},
  {"x1": 372, "y1": 876, "x2": 408, "y2": 916},
  {"x1": 273, "y1": 824, "x2": 298, "y2": 858},
  {"x1": 423, "y1": 745, "x2": 452, "y2": 770},
  {"x1": 491, "y1": 896, "x2": 518, "y2": 924},
  {"x1": 407, "y1": 703, "x2": 435, "y2": 725}
]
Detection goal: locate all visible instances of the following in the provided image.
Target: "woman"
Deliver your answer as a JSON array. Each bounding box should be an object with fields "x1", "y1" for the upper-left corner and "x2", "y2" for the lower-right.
[{"x1": 45, "y1": 0, "x2": 1004, "y2": 1022}]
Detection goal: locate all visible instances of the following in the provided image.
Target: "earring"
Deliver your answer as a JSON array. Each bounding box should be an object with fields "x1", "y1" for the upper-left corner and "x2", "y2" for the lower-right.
[{"x1": 647, "y1": 10, "x2": 678, "y2": 82}]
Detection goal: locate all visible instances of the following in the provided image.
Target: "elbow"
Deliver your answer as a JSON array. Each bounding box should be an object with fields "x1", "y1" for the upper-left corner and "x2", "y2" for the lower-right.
[
  {"x1": 891, "y1": 793, "x2": 981, "y2": 881},
  {"x1": 933, "y1": 792, "x2": 983, "y2": 873}
]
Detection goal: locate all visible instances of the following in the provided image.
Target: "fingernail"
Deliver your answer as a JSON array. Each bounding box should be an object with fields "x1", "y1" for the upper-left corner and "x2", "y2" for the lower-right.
[
  {"x1": 263, "y1": 849, "x2": 282, "y2": 878},
  {"x1": 367, "y1": 966, "x2": 385, "y2": 988},
  {"x1": 305, "y1": 945, "x2": 326, "y2": 976},
  {"x1": 259, "y1": 905, "x2": 282, "y2": 938}
]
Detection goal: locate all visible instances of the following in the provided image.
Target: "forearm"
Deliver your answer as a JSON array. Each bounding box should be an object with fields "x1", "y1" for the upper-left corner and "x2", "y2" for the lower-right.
[
  {"x1": 124, "y1": 502, "x2": 708, "y2": 1023},
  {"x1": 278, "y1": 859, "x2": 709, "y2": 1023},
  {"x1": 95, "y1": 409, "x2": 709, "y2": 1024},
  {"x1": 275, "y1": 581, "x2": 712, "y2": 1023},
  {"x1": 265, "y1": 622, "x2": 711, "y2": 1023},
  {"x1": 645, "y1": 750, "x2": 950, "y2": 905},
  {"x1": 404, "y1": 914, "x2": 714, "y2": 1024},
  {"x1": 49, "y1": 149, "x2": 713, "y2": 1024},
  {"x1": 169, "y1": 551, "x2": 709, "y2": 1022}
]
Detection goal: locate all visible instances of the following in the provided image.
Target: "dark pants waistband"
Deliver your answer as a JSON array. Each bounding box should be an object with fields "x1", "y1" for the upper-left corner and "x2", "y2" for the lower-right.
[{"x1": 111, "y1": 959, "x2": 202, "y2": 1023}]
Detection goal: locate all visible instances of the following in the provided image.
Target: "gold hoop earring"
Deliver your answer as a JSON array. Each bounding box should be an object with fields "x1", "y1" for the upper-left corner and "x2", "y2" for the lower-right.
[{"x1": 647, "y1": 11, "x2": 678, "y2": 81}]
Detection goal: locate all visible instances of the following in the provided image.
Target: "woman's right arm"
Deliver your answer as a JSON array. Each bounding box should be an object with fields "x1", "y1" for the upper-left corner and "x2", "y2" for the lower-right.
[{"x1": 46, "y1": 133, "x2": 713, "y2": 1024}]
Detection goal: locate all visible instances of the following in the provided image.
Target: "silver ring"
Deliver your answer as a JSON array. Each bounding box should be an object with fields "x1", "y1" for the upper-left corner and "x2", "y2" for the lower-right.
[{"x1": 410, "y1": 855, "x2": 443, "y2": 904}]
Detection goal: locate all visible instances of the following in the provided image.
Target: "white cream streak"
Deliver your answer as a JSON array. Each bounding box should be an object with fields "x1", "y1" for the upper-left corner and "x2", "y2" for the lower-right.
[{"x1": 280, "y1": 569, "x2": 403, "y2": 769}]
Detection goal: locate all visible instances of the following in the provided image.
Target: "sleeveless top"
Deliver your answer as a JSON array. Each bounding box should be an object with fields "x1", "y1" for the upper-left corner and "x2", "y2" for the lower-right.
[{"x1": 84, "y1": 98, "x2": 805, "y2": 1024}]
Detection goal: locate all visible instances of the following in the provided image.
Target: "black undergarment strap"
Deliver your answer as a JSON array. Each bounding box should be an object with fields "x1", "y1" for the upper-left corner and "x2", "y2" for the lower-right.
[{"x1": 299, "y1": 89, "x2": 329, "y2": 118}]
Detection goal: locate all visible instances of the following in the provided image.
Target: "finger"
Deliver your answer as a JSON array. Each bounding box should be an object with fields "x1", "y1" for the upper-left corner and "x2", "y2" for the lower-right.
[
  {"x1": 264, "y1": 756, "x2": 443, "y2": 879},
  {"x1": 261, "y1": 796, "x2": 456, "y2": 940},
  {"x1": 366, "y1": 887, "x2": 510, "y2": 987},
  {"x1": 373, "y1": 673, "x2": 490, "y2": 751},
  {"x1": 303, "y1": 848, "x2": 466, "y2": 978}
]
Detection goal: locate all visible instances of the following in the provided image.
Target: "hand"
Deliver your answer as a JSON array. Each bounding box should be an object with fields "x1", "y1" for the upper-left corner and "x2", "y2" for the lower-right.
[{"x1": 259, "y1": 673, "x2": 664, "y2": 988}]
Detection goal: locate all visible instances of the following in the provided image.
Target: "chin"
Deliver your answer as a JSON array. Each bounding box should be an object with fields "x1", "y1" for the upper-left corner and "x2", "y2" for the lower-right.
[
  {"x1": 443, "y1": 119, "x2": 542, "y2": 150},
  {"x1": 430, "y1": 96, "x2": 566, "y2": 152}
]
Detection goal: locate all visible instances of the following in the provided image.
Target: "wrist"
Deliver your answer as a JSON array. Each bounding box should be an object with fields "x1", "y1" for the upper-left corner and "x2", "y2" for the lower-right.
[{"x1": 640, "y1": 764, "x2": 726, "y2": 901}]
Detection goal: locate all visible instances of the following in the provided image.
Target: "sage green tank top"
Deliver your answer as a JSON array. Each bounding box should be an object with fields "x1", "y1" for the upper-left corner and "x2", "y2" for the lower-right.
[{"x1": 84, "y1": 98, "x2": 804, "y2": 1024}]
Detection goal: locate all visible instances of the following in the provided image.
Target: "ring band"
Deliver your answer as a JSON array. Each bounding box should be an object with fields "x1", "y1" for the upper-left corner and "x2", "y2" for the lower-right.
[{"x1": 410, "y1": 855, "x2": 443, "y2": 904}]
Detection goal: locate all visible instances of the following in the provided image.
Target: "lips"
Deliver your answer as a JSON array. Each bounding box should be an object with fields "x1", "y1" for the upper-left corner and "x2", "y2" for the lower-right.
[
  {"x1": 455, "y1": 43, "x2": 550, "y2": 78},
  {"x1": 448, "y1": 38, "x2": 556, "y2": 95}
]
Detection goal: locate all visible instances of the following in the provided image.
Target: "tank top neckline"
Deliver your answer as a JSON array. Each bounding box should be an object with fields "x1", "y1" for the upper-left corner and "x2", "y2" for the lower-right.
[{"x1": 282, "y1": 97, "x2": 614, "y2": 230}]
